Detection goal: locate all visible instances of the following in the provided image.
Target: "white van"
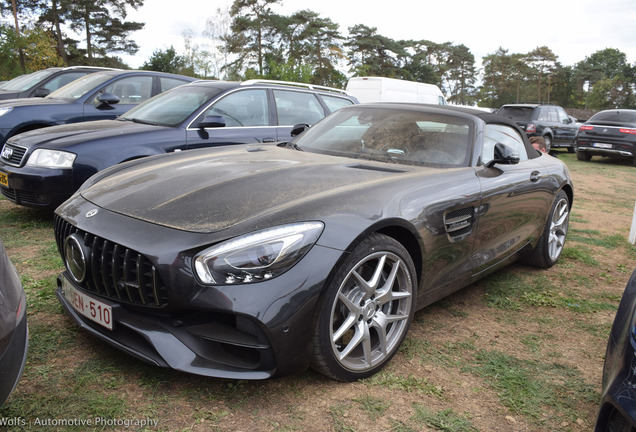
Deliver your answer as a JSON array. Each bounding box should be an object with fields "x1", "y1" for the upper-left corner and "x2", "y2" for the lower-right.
[{"x1": 345, "y1": 77, "x2": 447, "y2": 105}]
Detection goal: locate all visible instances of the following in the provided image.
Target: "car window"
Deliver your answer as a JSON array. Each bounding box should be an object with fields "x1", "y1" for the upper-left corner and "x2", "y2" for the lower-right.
[
  {"x1": 295, "y1": 107, "x2": 472, "y2": 167},
  {"x1": 321, "y1": 95, "x2": 355, "y2": 113},
  {"x1": 0, "y1": 69, "x2": 55, "y2": 92},
  {"x1": 204, "y1": 89, "x2": 269, "y2": 127},
  {"x1": 100, "y1": 76, "x2": 153, "y2": 104},
  {"x1": 555, "y1": 107, "x2": 570, "y2": 123},
  {"x1": 160, "y1": 77, "x2": 189, "y2": 92},
  {"x1": 122, "y1": 85, "x2": 224, "y2": 127},
  {"x1": 497, "y1": 106, "x2": 533, "y2": 121},
  {"x1": 49, "y1": 73, "x2": 113, "y2": 101},
  {"x1": 41, "y1": 72, "x2": 88, "y2": 92},
  {"x1": 547, "y1": 107, "x2": 558, "y2": 122},
  {"x1": 537, "y1": 108, "x2": 549, "y2": 122},
  {"x1": 590, "y1": 110, "x2": 636, "y2": 125},
  {"x1": 274, "y1": 90, "x2": 325, "y2": 125},
  {"x1": 482, "y1": 124, "x2": 529, "y2": 165}
]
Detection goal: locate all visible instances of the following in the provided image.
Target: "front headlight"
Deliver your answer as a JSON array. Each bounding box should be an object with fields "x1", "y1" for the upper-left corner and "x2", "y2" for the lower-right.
[
  {"x1": 0, "y1": 107, "x2": 13, "y2": 117},
  {"x1": 194, "y1": 221, "x2": 324, "y2": 285},
  {"x1": 26, "y1": 149, "x2": 76, "y2": 168}
]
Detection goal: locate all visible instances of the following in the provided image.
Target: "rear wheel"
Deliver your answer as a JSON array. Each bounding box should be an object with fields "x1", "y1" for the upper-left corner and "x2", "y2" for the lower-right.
[
  {"x1": 311, "y1": 234, "x2": 416, "y2": 381},
  {"x1": 527, "y1": 190, "x2": 570, "y2": 268},
  {"x1": 576, "y1": 151, "x2": 592, "y2": 161}
]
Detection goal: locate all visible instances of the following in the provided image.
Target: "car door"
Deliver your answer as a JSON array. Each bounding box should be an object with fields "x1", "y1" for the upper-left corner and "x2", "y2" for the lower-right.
[
  {"x1": 83, "y1": 75, "x2": 154, "y2": 122},
  {"x1": 472, "y1": 124, "x2": 554, "y2": 277},
  {"x1": 554, "y1": 106, "x2": 577, "y2": 145},
  {"x1": 185, "y1": 88, "x2": 279, "y2": 149}
]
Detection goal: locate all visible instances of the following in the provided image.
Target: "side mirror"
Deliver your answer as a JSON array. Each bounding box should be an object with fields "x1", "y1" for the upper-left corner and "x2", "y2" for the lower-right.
[
  {"x1": 96, "y1": 93, "x2": 120, "y2": 106},
  {"x1": 33, "y1": 88, "x2": 51, "y2": 97},
  {"x1": 291, "y1": 123, "x2": 310, "y2": 137},
  {"x1": 486, "y1": 143, "x2": 520, "y2": 167},
  {"x1": 198, "y1": 115, "x2": 226, "y2": 129}
]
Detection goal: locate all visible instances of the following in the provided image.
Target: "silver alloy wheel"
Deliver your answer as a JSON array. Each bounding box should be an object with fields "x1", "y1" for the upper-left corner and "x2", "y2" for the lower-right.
[
  {"x1": 548, "y1": 197, "x2": 569, "y2": 261},
  {"x1": 328, "y1": 251, "x2": 413, "y2": 371}
]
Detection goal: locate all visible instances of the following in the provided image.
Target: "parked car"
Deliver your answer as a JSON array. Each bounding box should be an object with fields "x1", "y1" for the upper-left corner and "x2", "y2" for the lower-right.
[
  {"x1": 0, "y1": 238, "x2": 28, "y2": 406},
  {"x1": 0, "y1": 79, "x2": 357, "y2": 210},
  {"x1": 595, "y1": 268, "x2": 636, "y2": 431},
  {"x1": 574, "y1": 109, "x2": 636, "y2": 166},
  {"x1": 53, "y1": 104, "x2": 573, "y2": 381},
  {"x1": 0, "y1": 69, "x2": 196, "y2": 148},
  {"x1": 497, "y1": 103, "x2": 579, "y2": 152},
  {"x1": 0, "y1": 66, "x2": 116, "y2": 100}
]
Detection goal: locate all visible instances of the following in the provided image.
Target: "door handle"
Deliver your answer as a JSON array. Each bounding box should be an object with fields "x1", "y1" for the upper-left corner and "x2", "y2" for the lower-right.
[
  {"x1": 262, "y1": 137, "x2": 276, "y2": 143},
  {"x1": 530, "y1": 171, "x2": 541, "y2": 182}
]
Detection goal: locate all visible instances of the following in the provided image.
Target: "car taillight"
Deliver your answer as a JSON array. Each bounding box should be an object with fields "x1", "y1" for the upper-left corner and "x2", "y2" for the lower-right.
[
  {"x1": 526, "y1": 123, "x2": 536, "y2": 133},
  {"x1": 580, "y1": 125, "x2": 594, "y2": 131},
  {"x1": 619, "y1": 128, "x2": 636, "y2": 135}
]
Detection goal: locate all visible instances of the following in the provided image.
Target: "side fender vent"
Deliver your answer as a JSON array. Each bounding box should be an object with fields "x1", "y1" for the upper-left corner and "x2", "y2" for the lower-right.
[{"x1": 444, "y1": 207, "x2": 475, "y2": 242}]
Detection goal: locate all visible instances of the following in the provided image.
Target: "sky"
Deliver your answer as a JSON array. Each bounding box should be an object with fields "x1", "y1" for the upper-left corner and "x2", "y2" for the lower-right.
[{"x1": 120, "y1": 0, "x2": 636, "y2": 72}]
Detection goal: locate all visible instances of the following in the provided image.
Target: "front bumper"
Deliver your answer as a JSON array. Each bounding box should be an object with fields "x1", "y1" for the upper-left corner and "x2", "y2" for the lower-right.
[
  {"x1": 54, "y1": 203, "x2": 345, "y2": 378},
  {"x1": 0, "y1": 164, "x2": 75, "y2": 210},
  {"x1": 0, "y1": 313, "x2": 28, "y2": 405}
]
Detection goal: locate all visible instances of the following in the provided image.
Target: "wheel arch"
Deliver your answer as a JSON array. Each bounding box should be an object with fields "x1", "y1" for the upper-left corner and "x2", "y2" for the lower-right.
[{"x1": 559, "y1": 183, "x2": 574, "y2": 209}]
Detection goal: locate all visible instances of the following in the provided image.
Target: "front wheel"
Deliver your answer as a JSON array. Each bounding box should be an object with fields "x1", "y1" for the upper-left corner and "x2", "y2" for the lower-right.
[
  {"x1": 527, "y1": 190, "x2": 570, "y2": 268},
  {"x1": 311, "y1": 234, "x2": 417, "y2": 381}
]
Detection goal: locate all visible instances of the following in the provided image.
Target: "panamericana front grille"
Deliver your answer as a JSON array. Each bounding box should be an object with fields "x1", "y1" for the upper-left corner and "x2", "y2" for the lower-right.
[
  {"x1": 54, "y1": 215, "x2": 169, "y2": 308},
  {"x1": 1, "y1": 143, "x2": 27, "y2": 166}
]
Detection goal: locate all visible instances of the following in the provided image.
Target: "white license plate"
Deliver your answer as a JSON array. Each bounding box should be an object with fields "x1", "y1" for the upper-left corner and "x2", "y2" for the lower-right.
[
  {"x1": 62, "y1": 277, "x2": 113, "y2": 330},
  {"x1": 593, "y1": 143, "x2": 613, "y2": 149}
]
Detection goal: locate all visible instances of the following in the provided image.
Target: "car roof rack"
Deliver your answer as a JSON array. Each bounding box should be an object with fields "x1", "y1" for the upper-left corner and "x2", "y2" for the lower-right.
[{"x1": 241, "y1": 79, "x2": 350, "y2": 95}]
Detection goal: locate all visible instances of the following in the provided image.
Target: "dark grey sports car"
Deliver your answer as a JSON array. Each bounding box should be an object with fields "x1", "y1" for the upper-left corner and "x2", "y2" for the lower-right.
[
  {"x1": 53, "y1": 104, "x2": 573, "y2": 381},
  {"x1": 0, "y1": 238, "x2": 28, "y2": 405}
]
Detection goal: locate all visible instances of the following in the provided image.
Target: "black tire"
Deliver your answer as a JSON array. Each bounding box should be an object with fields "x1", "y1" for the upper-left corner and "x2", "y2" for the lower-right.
[
  {"x1": 527, "y1": 190, "x2": 570, "y2": 268},
  {"x1": 311, "y1": 233, "x2": 417, "y2": 381},
  {"x1": 576, "y1": 151, "x2": 592, "y2": 162}
]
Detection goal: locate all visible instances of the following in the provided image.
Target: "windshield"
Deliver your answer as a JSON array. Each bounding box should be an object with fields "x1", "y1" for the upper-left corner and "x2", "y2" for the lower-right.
[
  {"x1": 590, "y1": 110, "x2": 636, "y2": 127},
  {"x1": 497, "y1": 106, "x2": 534, "y2": 121},
  {"x1": 0, "y1": 69, "x2": 57, "y2": 92},
  {"x1": 46, "y1": 72, "x2": 112, "y2": 101},
  {"x1": 295, "y1": 106, "x2": 473, "y2": 167},
  {"x1": 120, "y1": 84, "x2": 224, "y2": 127}
]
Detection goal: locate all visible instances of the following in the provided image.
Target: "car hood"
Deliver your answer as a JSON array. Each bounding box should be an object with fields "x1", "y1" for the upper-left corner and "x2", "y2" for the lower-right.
[
  {"x1": 80, "y1": 146, "x2": 428, "y2": 233},
  {"x1": 8, "y1": 119, "x2": 163, "y2": 150},
  {"x1": 0, "y1": 97, "x2": 69, "y2": 108}
]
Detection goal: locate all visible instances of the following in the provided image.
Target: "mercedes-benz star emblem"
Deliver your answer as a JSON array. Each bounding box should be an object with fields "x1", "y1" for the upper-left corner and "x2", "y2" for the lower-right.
[
  {"x1": 64, "y1": 235, "x2": 88, "y2": 283},
  {"x1": 85, "y1": 209, "x2": 98, "y2": 218}
]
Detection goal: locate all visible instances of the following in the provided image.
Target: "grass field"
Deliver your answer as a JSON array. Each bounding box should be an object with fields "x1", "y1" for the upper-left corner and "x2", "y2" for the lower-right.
[{"x1": 0, "y1": 151, "x2": 635, "y2": 431}]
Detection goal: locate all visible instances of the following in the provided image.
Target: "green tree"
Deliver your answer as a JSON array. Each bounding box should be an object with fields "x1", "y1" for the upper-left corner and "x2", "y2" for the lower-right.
[
  {"x1": 444, "y1": 44, "x2": 476, "y2": 105},
  {"x1": 573, "y1": 48, "x2": 634, "y2": 109},
  {"x1": 0, "y1": 23, "x2": 63, "y2": 79},
  {"x1": 345, "y1": 24, "x2": 404, "y2": 77},
  {"x1": 228, "y1": 0, "x2": 281, "y2": 76},
  {"x1": 141, "y1": 46, "x2": 186, "y2": 74},
  {"x1": 67, "y1": 0, "x2": 144, "y2": 62},
  {"x1": 525, "y1": 46, "x2": 558, "y2": 103}
]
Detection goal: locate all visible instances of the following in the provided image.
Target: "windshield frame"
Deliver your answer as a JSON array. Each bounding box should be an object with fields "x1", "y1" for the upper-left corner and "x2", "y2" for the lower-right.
[{"x1": 294, "y1": 106, "x2": 475, "y2": 168}]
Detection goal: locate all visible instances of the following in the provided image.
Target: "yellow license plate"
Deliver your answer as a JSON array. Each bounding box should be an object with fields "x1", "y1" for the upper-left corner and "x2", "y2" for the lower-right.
[{"x1": 0, "y1": 172, "x2": 7, "y2": 187}]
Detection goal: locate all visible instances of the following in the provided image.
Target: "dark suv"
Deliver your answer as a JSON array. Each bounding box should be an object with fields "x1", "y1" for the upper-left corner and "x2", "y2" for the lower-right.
[
  {"x1": 497, "y1": 104, "x2": 579, "y2": 151},
  {"x1": 0, "y1": 66, "x2": 116, "y2": 100},
  {"x1": 0, "y1": 79, "x2": 358, "y2": 210}
]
